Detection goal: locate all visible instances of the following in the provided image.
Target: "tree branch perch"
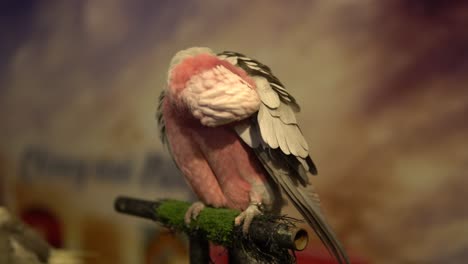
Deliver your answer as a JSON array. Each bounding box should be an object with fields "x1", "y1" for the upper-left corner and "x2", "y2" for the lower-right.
[{"x1": 114, "y1": 196, "x2": 308, "y2": 252}]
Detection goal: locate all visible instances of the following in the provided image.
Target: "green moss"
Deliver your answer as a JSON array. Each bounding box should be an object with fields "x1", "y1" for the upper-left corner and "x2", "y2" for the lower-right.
[
  {"x1": 152, "y1": 199, "x2": 297, "y2": 263},
  {"x1": 155, "y1": 200, "x2": 190, "y2": 230},
  {"x1": 155, "y1": 200, "x2": 240, "y2": 246}
]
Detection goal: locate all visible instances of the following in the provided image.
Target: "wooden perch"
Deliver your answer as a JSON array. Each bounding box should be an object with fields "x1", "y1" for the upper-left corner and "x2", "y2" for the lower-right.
[{"x1": 114, "y1": 196, "x2": 308, "y2": 252}]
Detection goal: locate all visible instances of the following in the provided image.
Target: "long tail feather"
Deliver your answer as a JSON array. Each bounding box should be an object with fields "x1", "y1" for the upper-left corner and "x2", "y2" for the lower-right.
[{"x1": 255, "y1": 149, "x2": 349, "y2": 264}]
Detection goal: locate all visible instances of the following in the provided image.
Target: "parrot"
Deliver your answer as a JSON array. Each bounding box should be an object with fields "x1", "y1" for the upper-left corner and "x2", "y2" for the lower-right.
[{"x1": 156, "y1": 47, "x2": 349, "y2": 264}]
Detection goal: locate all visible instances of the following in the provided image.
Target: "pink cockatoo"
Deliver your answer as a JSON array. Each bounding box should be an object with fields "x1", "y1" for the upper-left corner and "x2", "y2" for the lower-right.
[{"x1": 157, "y1": 47, "x2": 349, "y2": 264}]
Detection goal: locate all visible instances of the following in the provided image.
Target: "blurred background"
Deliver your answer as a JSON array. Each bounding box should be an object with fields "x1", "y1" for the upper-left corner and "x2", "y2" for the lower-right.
[{"x1": 1, "y1": 0, "x2": 468, "y2": 263}]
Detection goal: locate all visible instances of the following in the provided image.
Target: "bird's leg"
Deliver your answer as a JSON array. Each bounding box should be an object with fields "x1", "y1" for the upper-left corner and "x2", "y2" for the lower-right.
[
  {"x1": 235, "y1": 182, "x2": 272, "y2": 234},
  {"x1": 184, "y1": 201, "x2": 206, "y2": 225},
  {"x1": 234, "y1": 201, "x2": 264, "y2": 234}
]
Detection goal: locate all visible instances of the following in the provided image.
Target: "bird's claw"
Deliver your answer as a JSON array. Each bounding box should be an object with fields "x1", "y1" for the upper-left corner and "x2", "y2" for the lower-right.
[
  {"x1": 235, "y1": 202, "x2": 263, "y2": 234},
  {"x1": 184, "y1": 201, "x2": 206, "y2": 225}
]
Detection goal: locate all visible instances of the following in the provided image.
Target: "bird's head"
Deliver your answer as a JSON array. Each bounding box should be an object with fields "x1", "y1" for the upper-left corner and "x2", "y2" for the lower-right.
[
  {"x1": 165, "y1": 47, "x2": 254, "y2": 107},
  {"x1": 166, "y1": 47, "x2": 220, "y2": 99},
  {"x1": 167, "y1": 47, "x2": 215, "y2": 82}
]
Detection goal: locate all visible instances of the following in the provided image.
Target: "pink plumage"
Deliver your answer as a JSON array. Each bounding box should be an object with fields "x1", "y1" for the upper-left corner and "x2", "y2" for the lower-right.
[
  {"x1": 162, "y1": 102, "x2": 271, "y2": 210},
  {"x1": 158, "y1": 47, "x2": 349, "y2": 264},
  {"x1": 170, "y1": 53, "x2": 255, "y2": 95},
  {"x1": 164, "y1": 51, "x2": 271, "y2": 210}
]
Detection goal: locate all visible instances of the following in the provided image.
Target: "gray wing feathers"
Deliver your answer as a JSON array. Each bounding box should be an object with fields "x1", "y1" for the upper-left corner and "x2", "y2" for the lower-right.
[
  {"x1": 255, "y1": 75, "x2": 309, "y2": 158},
  {"x1": 219, "y1": 50, "x2": 348, "y2": 263},
  {"x1": 268, "y1": 102, "x2": 297, "y2": 124},
  {"x1": 255, "y1": 148, "x2": 349, "y2": 264},
  {"x1": 156, "y1": 89, "x2": 167, "y2": 145},
  {"x1": 234, "y1": 121, "x2": 261, "y2": 148},
  {"x1": 253, "y1": 76, "x2": 280, "y2": 108},
  {"x1": 273, "y1": 115, "x2": 290, "y2": 155},
  {"x1": 257, "y1": 106, "x2": 278, "y2": 149},
  {"x1": 156, "y1": 89, "x2": 182, "y2": 172}
]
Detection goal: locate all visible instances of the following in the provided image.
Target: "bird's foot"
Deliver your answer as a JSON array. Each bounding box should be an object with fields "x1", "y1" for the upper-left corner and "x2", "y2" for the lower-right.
[
  {"x1": 234, "y1": 202, "x2": 264, "y2": 234},
  {"x1": 184, "y1": 201, "x2": 206, "y2": 225}
]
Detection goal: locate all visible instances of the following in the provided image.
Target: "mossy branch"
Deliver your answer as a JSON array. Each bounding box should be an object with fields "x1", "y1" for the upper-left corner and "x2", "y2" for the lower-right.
[{"x1": 114, "y1": 196, "x2": 308, "y2": 251}]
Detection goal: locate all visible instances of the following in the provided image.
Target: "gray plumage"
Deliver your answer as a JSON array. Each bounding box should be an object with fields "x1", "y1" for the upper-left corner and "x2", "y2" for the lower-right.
[
  {"x1": 0, "y1": 208, "x2": 50, "y2": 264},
  {"x1": 0, "y1": 208, "x2": 84, "y2": 264},
  {"x1": 218, "y1": 51, "x2": 349, "y2": 264},
  {"x1": 156, "y1": 89, "x2": 167, "y2": 145}
]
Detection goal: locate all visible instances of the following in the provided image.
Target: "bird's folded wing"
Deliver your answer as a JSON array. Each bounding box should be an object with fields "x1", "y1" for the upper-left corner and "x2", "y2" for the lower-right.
[{"x1": 180, "y1": 65, "x2": 261, "y2": 127}]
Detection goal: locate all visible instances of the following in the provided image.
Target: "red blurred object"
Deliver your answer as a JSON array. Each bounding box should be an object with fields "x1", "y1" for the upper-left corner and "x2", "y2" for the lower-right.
[
  {"x1": 294, "y1": 246, "x2": 368, "y2": 264},
  {"x1": 210, "y1": 244, "x2": 368, "y2": 264},
  {"x1": 20, "y1": 206, "x2": 64, "y2": 248}
]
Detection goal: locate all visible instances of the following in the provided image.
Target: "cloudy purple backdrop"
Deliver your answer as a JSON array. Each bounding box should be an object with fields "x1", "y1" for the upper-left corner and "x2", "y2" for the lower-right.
[{"x1": 1, "y1": 1, "x2": 468, "y2": 263}]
